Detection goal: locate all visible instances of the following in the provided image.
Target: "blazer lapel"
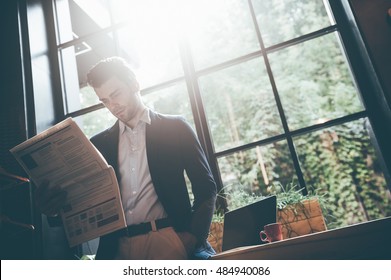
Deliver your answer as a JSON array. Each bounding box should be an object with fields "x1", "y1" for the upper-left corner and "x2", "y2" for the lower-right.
[
  {"x1": 146, "y1": 111, "x2": 158, "y2": 164},
  {"x1": 146, "y1": 111, "x2": 162, "y2": 191}
]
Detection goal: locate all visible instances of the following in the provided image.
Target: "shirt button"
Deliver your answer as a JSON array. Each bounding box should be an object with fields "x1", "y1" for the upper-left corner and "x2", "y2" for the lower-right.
[
  {"x1": 131, "y1": 148, "x2": 136, "y2": 151},
  {"x1": 129, "y1": 211, "x2": 133, "y2": 215},
  {"x1": 131, "y1": 168, "x2": 135, "y2": 172},
  {"x1": 132, "y1": 191, "x2": 137, "y2": 195}
]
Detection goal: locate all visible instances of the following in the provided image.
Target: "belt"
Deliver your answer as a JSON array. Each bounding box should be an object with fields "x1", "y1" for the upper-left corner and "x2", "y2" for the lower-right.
[{"x1": 119, "y1": 218, "x2": 172, "y2": 238}]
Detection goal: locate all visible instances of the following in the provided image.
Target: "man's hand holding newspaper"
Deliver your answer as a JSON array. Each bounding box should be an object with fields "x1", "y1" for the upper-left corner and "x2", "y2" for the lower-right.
[{"x1": 10, "y1": 118, "x2": 126, "y2": 247}]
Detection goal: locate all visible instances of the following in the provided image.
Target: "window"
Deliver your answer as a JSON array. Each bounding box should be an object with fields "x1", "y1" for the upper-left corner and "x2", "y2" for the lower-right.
[{"x1": 52, "y1": 0, "x2": 391, "y2": 229}]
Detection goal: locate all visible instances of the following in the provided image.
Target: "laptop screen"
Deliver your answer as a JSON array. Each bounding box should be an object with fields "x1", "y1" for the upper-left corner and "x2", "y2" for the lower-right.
[{"x1": 222, "y1": 195, "x2": 277, "y2": 251}]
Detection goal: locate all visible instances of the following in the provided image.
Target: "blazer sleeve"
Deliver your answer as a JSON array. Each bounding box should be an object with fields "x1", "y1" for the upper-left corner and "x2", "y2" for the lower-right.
[{"x1": 178, "y1": 118, "x2": 217, "y2": 243}]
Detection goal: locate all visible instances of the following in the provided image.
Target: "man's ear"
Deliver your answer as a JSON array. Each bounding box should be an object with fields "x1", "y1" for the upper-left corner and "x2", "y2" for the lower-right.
[{"x1": 128, "y1": 79, "x2": 140, "y2": 93}]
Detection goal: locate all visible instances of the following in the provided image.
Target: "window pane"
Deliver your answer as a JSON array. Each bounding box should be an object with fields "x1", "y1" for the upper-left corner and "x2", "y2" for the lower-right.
[
  {"x1": 60, "y1": 32, "x2": 117, "y2": 113},
  {"x1": 252, "y1": 0, "x2": 334, "y2": 47},
  {"x1": 294, "y1": 118, "x2": 391, "y2": 228},
  {"x1": 199, "y1": 58, "x2": 283, "y2": 152},
  {"x1": 73, "y1": 107, "x2": 116, "y2": 138},
  {"x1": 142, "y1": 82, "x2": 195, "y2": 130},
  {"x1": 268, "y1": 32, "x2": 364, "y2": 130},
  {"x1": 78, "y1": 86, "x2": 100, "y2": 109},
  {"x1": 186, "y1": 0, "x2": 259, "y2": 69},
  {"x1": 110, "y1": 0, "x2": 179, "y2": 25},
  {"x1": 55, "y1": 0, "x2": 112, "y2": 44},
  {"x1": 218, "y1": 140, "x2": 296, "y2": 210}
]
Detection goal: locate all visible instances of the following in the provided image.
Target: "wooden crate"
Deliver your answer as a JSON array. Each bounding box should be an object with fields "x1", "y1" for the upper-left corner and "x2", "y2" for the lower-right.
[{"x1": 277, "y1": 199, "x2": 327, "y2": 239}]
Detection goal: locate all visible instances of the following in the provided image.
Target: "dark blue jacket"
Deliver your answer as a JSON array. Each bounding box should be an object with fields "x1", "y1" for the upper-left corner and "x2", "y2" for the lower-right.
[{"x1": 90, "y1": 111, "x2": 217, "y2": 259}]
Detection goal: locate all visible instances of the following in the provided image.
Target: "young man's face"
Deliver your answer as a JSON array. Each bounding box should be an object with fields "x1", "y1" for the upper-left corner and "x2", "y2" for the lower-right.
[{"x1": 94, "y1": 76, "x2": 142, "y2": 124}]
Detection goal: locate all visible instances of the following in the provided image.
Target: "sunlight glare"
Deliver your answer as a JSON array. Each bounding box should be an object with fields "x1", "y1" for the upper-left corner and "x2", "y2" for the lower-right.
[
  {"x1": 110, "y1": 0, "x2": 221, "y2": 88},
  {"x1": 74, "y1": 0, "x2": 111, "y2": 27}
]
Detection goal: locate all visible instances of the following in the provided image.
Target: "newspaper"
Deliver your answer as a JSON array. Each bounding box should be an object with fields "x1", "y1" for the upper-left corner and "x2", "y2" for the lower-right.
[{"x1": 10, "y1": 118, "x2": 126, "y2": 247}]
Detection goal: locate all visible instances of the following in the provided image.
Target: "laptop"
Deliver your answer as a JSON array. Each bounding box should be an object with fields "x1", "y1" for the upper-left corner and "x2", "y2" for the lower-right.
[{"x1": 221, "y1": 195, "x2": 277, "y2": 251}]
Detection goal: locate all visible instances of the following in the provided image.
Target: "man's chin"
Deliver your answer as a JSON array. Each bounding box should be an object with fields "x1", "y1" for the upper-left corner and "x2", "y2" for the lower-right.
[
  {"x1": 113, "y1": 111, "x2": 124, "y2": 119},
  {"x1": 117, "y1": 115, "x2": 130, "y2": 124}
]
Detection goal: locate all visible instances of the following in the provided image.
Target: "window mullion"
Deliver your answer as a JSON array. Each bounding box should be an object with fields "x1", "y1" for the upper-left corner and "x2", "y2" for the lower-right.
[
  {"x1": 248, "y1": 0, "x2": 307, "y2": 191},
  {"x1": 178, "y1": 36, "x2": 227, "y2": 210}
]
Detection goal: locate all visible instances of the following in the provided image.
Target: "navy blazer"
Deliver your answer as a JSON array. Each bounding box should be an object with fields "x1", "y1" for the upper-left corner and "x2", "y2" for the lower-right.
[{"x1": 90, "y1": 111, "x2": 217, "y2": 259}]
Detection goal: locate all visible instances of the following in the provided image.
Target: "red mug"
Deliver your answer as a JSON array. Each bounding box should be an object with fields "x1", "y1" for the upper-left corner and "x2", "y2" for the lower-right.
[{"x1": 260, "y1": 223, "x2": 283, "y2": 243}]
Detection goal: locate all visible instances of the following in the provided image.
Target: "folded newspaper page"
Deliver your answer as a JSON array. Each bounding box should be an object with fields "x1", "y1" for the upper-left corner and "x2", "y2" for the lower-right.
[{"x1": 10, "y1": 117, "x2": 126, "y2": 247}]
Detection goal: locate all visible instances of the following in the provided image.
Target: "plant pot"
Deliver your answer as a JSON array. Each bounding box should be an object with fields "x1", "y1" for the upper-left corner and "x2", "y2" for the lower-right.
[
  {"x1": 277, "y1": 198, "x2": 327, "y2": 239},
  {"x1": 208, "y1": 221, "x2": 224, "y2": 253}
]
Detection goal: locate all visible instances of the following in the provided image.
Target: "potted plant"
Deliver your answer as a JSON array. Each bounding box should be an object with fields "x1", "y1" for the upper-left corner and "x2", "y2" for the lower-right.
[{"x1": 268, "y1": 182, "x2": 329, "y2": 239}]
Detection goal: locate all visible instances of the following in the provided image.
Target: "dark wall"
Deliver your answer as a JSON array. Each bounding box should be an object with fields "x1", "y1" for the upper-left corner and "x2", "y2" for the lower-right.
[
  {"x1": 1, "y1": 0, "x2": 28, "y2": 175},
  {"x1": 349, "y1": 0, "x2": 391, "y2": 110},
  {"x1": 0, "y1": 0, "x2": 38, "y2": 260},
  {"x1": 0, "y1": 0, "x2": 73, "y2": 259}
]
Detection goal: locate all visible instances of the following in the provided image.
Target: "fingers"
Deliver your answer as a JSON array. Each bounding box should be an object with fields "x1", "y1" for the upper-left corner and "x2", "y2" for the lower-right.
[
  {"x1": 39, "y1": 190, "x2": 67, "y2": 217},
  {"x1": 35, "y1": 180, "x2": 68, "y2": 217}
]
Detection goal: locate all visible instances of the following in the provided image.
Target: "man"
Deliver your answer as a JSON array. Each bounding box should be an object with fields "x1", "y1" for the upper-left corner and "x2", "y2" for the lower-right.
[{"x1": 36, "y1": 57, "x2": 217, "y2": 260}]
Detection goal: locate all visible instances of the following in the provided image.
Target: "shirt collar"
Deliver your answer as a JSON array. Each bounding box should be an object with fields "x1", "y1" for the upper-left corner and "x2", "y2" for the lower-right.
[{"x1": 119, "y1": 108, "x2": 151, "y2": 134}]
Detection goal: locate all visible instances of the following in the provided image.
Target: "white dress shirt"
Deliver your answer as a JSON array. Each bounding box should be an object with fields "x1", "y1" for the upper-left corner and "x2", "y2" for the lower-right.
[{"x1": 117, "y1": 109, "x2": 167, "y2": 225}]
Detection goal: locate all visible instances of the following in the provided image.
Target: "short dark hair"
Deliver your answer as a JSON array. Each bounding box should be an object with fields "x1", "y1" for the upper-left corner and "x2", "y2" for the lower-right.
[{"x1": 86, "y1": 57, "x2": 138, "y2": 88}]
